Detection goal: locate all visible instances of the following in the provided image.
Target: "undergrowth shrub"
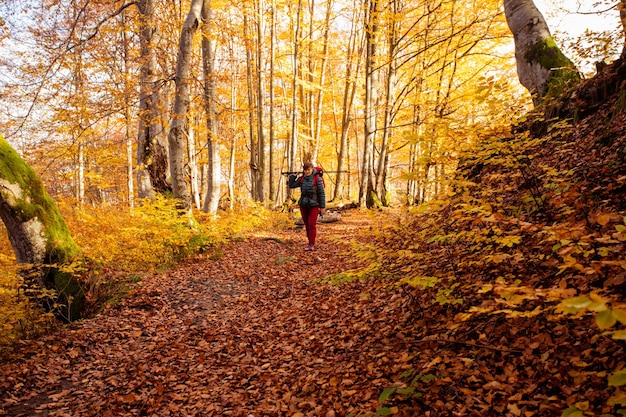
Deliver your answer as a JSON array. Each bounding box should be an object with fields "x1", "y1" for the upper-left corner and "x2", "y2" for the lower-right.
[
  {"x1": 199, "y1": 200, "x2": 294, "y2": 240},
  {"x1": 0, "y1": 229, "x2": 57, "y2": 350},
  {"x1": 74, "y1": 198, "x2": 213, "y2": 268}
]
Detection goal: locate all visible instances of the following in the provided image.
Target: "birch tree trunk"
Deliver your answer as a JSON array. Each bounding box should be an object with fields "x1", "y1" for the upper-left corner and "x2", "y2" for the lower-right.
[
  {"x1": 503, "y1": 0, "x2": 579, "y2": 105},
  {"x1": 376, "y1": 0, "x2": 400, "y2": 207},
  {"x1": 301, "y1": 0, "x2": 315, "y2": 161},
  {"x1": 286, "y1": 0, "x2": 303, "y2": 200},
  {"x1": 121, "y1": 10, "x2": 134, "y2": 209},
  {"x1": 188, "y1": 123, "x2": 201, "y2": 209},
  {"x1": 289, "y1": 0, "x2": 303, "y2": 173},
  {"x1": 0, "y1": 134, "x2": 84, "y2": 320},
  {"x1": 126, "y1": 108, "x2": 134, "y2": 209},
  {"x1": 311, "y1": 0, "x2": 333, "y2": 166},
  {"x1": 201, "y1": 0, "x2": 221, "y2": 215},
  {"x1": 228, "y1": 42, "x2": 237, "y2": 210},
  {"x1": 168, "y1": 0, "x2": 204, "y2": 213},
  {"x1": 77, "y1": 140, "x2": 85, "y2": 204},
  {"x1": 244, "y1": 13, "x2": 261, "y2": 201}
]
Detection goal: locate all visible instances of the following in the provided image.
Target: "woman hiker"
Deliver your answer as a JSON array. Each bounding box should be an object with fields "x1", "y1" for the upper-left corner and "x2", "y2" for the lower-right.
[{"x1": 288, "y1": 162, "x2": 326, "y2": 251}]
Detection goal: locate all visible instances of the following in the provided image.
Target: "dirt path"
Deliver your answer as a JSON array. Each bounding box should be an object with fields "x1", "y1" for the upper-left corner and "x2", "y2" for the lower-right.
[{"x1": 0, "y1": 212, "x2": 409, "y2": 416}]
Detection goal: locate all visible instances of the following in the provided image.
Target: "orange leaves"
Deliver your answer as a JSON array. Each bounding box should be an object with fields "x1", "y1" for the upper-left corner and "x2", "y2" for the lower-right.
[
  {"x1": 1, "y1": 192, "x2": 625, "y2": 417},
  {"x1": 119, "y1": 393, "x2": 136, "y2": 403},
  {"x1": 0, "y1": 212, "x2": 394, "y2": 416}
]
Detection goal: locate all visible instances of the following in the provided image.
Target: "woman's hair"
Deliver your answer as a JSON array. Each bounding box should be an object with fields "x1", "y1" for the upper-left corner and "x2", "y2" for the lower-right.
[{"x1": 303, "y1": 161, "x2": 314, "y2": 170}]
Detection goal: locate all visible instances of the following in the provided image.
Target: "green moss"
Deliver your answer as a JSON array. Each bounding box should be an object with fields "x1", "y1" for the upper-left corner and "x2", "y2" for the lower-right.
[
  {"x1": 50, "y1": 268, "x2": 85, "y2": 321},
  {"x1": 0, "y1": 134, "x2": 84, "y2": 319},
  {"x1": 367, "y1": 190, "x2": 383, "y2": 209},
  {"x1": 524, "y1": 38, "x2": 570, "y2": 70},
  {"x1": 0, "y1": 135, "x2": 80, "y2": 263},
  {"x1": 524, "y1": 38, "x2": 580, "y2": 100}
]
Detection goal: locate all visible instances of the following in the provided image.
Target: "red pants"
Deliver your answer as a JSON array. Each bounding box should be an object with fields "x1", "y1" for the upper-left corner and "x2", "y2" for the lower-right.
[{"x1": 300, "y1": 206, "x2": 319, "y2": 245}]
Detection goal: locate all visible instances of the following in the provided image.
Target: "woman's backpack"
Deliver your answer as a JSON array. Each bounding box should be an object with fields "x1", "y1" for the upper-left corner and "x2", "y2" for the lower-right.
[{"x1": 299, "y1": 166, "x2": 325, "y2": 191}]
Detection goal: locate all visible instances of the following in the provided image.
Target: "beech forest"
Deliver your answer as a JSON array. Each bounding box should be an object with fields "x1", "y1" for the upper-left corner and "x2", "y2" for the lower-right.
[{"x1": 1, "y1": 0, "x2": 626, "y2": 415}]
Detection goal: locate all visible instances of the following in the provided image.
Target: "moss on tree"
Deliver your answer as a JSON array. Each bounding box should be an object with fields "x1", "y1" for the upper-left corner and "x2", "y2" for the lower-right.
[
  {"x1": 525, "y1": 37, "x2": 581, "y2": 100},
  {"x1": 0, "y1": 134, "x2": 84, "y2": 320}
]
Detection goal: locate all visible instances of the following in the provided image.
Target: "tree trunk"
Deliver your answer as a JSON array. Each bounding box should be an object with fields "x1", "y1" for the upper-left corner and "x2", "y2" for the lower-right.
[
  {"x1": 228, "y1": 43, "x2": 237, "y2": 211},
  {"x1": 360, "y1": 0, "x2": 379, "y2": 208},
  {"x1": 188, "y1": 122, "x2": 201, "y2": 209},
  {"x1": 254, "y1": 0, "x2": 266, "y2": 202},
  {"x1": 244, "y1": 13, "x2": 261, "y2": 201},
  {"x1": 503, "y1": 0, "x2": 580, "y2": 105},
  {"x1": 136, "y1": 0, "x2": 170, "y2": 199},
  {"x1": 268, "y1": 0, "x2": 277, "y2": 204},
  {"x1": 168, "y1": 0, "x2": 203, "y2": 213},
  {"x1": 126, "y1": 110, "x2": 134, "y2": 209},
  {"x1": 376, "y1": 0, "x2": 400, "y2": 207},
  {"x1": 618, "y1": 0, "x2": 626, "y2": 58},
  {"x1": 202, "y1": 0, "x2": 221, "y2": 215},
  {"x1": 289, "y1": 0, "x2": 303, "y2": 174},
  {"x1": 0, "y1": 134, "x2": 84, "y2": 320},
  {"x1": 311, "y1": 0, "x2": 333, "y2": 166},
  {"x1": 77, "y1": 140, "x2": 85, "y2": 203},
  {"x1": 120, "y1": 9, "x2": 135, "y2": 209},
  {"x1": 333, "y1": 0, "x2": 362, "y2": 202}
]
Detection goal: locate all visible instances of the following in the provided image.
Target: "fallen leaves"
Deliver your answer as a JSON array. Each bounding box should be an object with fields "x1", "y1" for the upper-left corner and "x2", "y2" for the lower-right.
[
  {"x1": 0, "y1": 213, "x2": 396, "y2": 416},
  {"x1": 1, "y1": 190, "x2": 625, "y2": 417}
]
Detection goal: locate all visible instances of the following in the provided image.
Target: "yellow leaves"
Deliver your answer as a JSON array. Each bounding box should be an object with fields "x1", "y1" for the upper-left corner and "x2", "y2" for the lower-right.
[
  {"x1": 597, "y1": 307, "x2": 626, "y2": 331},
  {"x1": 595, "y1": 310, "x2": 617, "y2": 330},
  {"x1": 608, "y1": 369, "x2": 626, "y2": 387},
  {"x1": 399, "y1": 275, "x2": 439, "y2": 289},
  {"x1": 612, "y1": 309, "x2": 626, "y2": 324},
  {"x1": 558, "y1": 293, "x2": 626, "y2": 339},
  {"x1": 483, "y1": 253, "x2": 510, "y2": 264},
  {"x1": 558, "y1": 294, "x2": 606, "y2": 314},
  {"x1": 493, "y1": 234, "x2": 522, "y2": 248},
  {"x1": 478, "y1": 283, "x2": 493, "y2": 293},
  {"x1": 455, "y1": 312, "x2": 473, "y2": 321},
  {"x1": 506, "y1": 403, "x2": 522, "y2": 416}
]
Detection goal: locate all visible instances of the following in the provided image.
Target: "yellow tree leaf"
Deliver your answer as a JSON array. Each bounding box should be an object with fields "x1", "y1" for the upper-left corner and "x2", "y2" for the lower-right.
[{"x1": 596, "y1": 310, "x2": 617, "y2": 330}]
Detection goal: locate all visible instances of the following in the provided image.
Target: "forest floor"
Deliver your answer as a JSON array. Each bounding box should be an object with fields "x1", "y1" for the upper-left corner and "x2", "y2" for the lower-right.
[
  {"x1": 1, "y1": 208, "x2": 624, "y2": 417},
  {"x1": 0, "y1": 211, "x2": 415, "y2": 417},
  {"x1": 3, "y1": 60, "x2": 626, "y2": 417}
]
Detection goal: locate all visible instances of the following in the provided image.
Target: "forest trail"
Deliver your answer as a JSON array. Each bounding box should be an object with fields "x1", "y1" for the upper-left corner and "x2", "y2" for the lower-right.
[{"x1": 1, "y1": 211, "x2": 407, "y2": 416}]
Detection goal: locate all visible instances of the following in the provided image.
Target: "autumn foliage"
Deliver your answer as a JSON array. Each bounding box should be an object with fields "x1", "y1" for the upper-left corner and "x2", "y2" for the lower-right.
[
  {"x1": 0, "y1": 198, "x2": 292, "y2": 345},
  {"x1": 352, "y1": 58, "x2": 626, "y2": 416},
  {"x1": 1, "y1": 58, "x2": 626, "y2": 417}
]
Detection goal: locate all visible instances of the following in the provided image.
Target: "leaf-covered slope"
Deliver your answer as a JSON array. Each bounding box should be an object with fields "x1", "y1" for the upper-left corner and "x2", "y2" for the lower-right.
[{"x1": 365, "y1": 57, "x2": 626, "y2": 416}]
